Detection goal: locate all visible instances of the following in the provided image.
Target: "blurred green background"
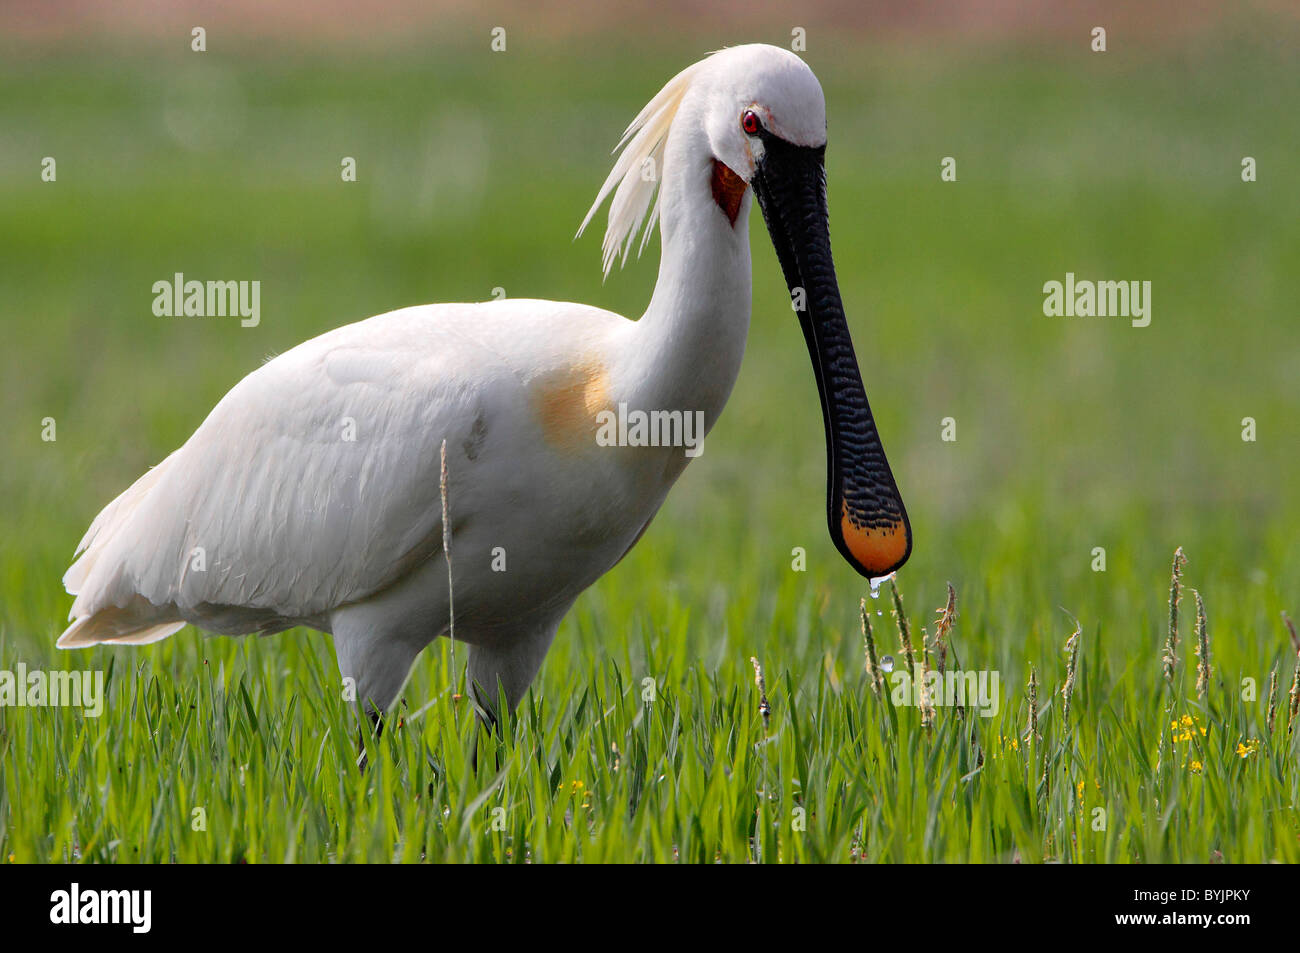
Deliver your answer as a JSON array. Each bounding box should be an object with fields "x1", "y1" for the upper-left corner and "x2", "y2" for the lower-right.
[
  {"x1": 0, "y1": 1, "x2": 1298, "y2": 861},
  {"x1": 4, "y1": 2, "x2": 1296, "y2": 648}
]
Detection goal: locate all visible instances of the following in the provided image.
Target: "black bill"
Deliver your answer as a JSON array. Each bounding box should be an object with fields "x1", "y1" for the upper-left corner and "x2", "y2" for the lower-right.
[{"x1": 751, "y1": 132, "x2": 911, "y2": 579}]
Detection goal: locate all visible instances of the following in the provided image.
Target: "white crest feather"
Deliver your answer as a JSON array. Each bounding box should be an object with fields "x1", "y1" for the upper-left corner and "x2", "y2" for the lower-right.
[{"x1": 577, "y1": 58, "x2": 706, "y2": 277}]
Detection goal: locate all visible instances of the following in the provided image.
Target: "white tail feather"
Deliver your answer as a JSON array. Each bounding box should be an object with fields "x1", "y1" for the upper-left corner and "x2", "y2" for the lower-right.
[
  {"x1": 57, "y1": 612, "x2": 184, "y2": 649},
  {"x1": 60, "y1": 453, "x2": 187, "y2": 649},
  {"x1": 63, "y1": 452, "x2": 177, "y2": 598}
]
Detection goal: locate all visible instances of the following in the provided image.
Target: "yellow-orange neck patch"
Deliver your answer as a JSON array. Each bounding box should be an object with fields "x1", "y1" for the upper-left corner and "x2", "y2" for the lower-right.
[{"x1": 532, "y1": 359, "x2": 611, "y2": 452}]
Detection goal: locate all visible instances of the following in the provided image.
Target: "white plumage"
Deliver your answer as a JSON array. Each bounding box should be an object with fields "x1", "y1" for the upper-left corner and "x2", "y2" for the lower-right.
[{"x1": 58, "y1": 44, "x2": 907, "y2": 724}]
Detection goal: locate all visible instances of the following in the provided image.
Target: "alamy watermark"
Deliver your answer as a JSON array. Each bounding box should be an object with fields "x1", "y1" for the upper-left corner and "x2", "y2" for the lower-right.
[
  {"x1": 152, "y1": 272, "x2": 260, "y2": 327},
  {"x1": 889, "y1": 665, "x2": 1001, "y2": 717},
  {"x1": 1042, "y1": 272, "x2": 1151, "y2": 327},
  {"x1": 50, "y1": 883, "x2": 150, "y2": 933},
  {"x1": 1, "y1": 664, "x2": 104, "y2": 716},
  {"x1": 595, "y1": 403, "x2": 706, "y2": 457}
]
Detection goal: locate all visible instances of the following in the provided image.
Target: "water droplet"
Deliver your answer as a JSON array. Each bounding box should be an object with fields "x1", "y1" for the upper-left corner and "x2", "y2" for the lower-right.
[
  {"x1": 868, "y1": 571, "x2": 896, "y2": 599},
  {"x1": 880, "y1": 655, "x2": 894, "y2": 673}
]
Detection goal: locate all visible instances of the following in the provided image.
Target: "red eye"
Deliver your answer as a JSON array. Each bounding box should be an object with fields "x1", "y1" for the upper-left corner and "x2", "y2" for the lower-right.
[{"x1": 741, "y1": 110, "x2": 761, "y2": 135}]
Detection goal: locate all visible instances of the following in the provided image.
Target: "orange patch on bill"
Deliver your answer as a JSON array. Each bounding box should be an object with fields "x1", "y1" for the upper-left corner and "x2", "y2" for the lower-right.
[
  {"x1": 839, "y1": 501, "x2": 909, "y2": 576},
  {"x1": 533, "y1": 359, "x2": 611, "y2": 451}
]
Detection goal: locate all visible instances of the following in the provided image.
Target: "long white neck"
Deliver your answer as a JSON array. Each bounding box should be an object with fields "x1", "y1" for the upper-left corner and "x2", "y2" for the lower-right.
[{"x1": 626, "y1": 127, "x2": 754, "y2": 433}]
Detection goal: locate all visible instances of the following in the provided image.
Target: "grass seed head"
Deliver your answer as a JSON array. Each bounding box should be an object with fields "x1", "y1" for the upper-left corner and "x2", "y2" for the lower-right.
[
  {"x1": 1061, "y1": 615, "x2": 1082, "y2": 724},
  {"x1": 918, "y1": 625, "x2": 935, "y2": 729},
  {"x1": 1266, "y1": 665, "x2": 1279, "y2": 734},
  {"x1": 931, "y1": 582, "x2": 957, "y2": 677},
  {"x1": 889, "y1": 579, "x2": 915, "y2": 676},
  {"x1": 750, "y1": 657, "x2": 771, "y2": 732},
  {"x1": 1288, "y1": 649, "x2": 1300, "y2": 731},
  {"x1": 1164, "y1": 547, "x2": 1188, "y2": 688},
  {"x1": 439, "y1": 439, "x2": 457, "y2": 688},
  {"x1": 1027, "y1": 665, "x2": 1040, "y2": 746},
  {"x1": 861, "y1": 598, "x2": 883, "y2": 696},
  {"x1": 1193, "y1": 589, "x2": 1211, "y2": 700}
]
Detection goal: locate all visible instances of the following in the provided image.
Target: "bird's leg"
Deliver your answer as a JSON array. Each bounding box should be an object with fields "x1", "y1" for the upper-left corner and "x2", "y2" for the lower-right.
[
  {"x1": 331, "y1": 615, "x2": 428, "y2": 772},
  {"x1": 464, "y1": 624, "x2": 558, "y2": 771},
  {"x1": 468, "y1": 683, "x2": 504, "y2": 774},
  {"x1": 354, "y1": 705, "x2": 385, "y2": 772}
]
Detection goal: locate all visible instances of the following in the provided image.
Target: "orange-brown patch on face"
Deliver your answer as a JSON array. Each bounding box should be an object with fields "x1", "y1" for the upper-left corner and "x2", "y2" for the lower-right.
[
  {"x1": 710, "y1": 158, "x2": 747, "y2": 226},
  {"x1": 533, "y1": 359, "x2": 611, "y2": 452},
  {"x1": 840, "y1": 501, "x2": 909, "y2": 576}
]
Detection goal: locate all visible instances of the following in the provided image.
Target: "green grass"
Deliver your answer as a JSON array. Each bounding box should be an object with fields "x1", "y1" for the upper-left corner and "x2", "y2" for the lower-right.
[{"x1": 1, "y1": 24, "x2": 1298, "y2": 862}]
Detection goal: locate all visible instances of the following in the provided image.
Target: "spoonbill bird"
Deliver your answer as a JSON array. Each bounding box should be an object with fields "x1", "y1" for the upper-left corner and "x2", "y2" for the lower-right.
[{"x1": 57, "y1": 44, "x2": 911, "y2": 728}]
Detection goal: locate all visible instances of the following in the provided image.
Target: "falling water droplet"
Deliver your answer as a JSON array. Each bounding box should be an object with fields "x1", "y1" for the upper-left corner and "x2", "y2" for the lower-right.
[
  {"x1": 868, "y1": 571, "x2": 897, "y2": 600},
  {"x1": 880, "y1": 655, "x2": 894, "y2": 673}
]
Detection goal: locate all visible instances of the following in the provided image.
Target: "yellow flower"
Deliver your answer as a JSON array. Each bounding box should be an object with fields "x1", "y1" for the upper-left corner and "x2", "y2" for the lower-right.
[
  {"x1": 1076, "y1": 780, "x2": 1086, "y2": 804},
  {"x1": 1170, "y1": 715, "x2": 1206, "y2": 744},
  {"x1": 569, "y1": 780, "x2": 591, "y2": 808},
  {"x1": 1189, "y1": 759, "x2": 1203, "y2": 774},
  {"x1": 988, "y1": 736, "x2": 1019, "y2": 759},
  {"x1": 1236, "y1": 739, "x2": 1260, "y2": 759}
]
